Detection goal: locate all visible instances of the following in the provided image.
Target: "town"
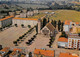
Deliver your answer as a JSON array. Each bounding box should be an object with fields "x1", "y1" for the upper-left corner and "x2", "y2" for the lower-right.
[{"x1": 0, "y1": 0, "x2": 80, "y2": 57}]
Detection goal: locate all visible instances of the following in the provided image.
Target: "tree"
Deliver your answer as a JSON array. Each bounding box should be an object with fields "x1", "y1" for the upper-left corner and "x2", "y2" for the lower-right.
[
  {"x1": 28, "y1": 25, "x2": 31, "y2": 28},
  {"x1": 13, "y1": 41, "x2": 17, "y2": 46},
  {"x1": 51, "y1": 20, "x2": 54, "y2": 25},
  {"x1": 29, "y1": 52, "x2": 32, "y2": 57},
  {"x1": 48, "y1": 18, "x2": 50, "y2": 23},
  {"x1": 60, "y1": 31, "x2": 68, "y2": 38},
  {"x1": 21, "y1": 24, "x2": 24, "y2": 28},
  {"x1": 43, "y1": 18, "x2": 47, "y2": 27},
  {"x1": 61, "y1": 22, "x2": 64, "y2": 32},
  {"x1": 58, "y1": 20, "x2": 61, "y2": 31},
  {"x1": 36, "y1": 24, "x2": 38, "y2": 34},
  {"x1": 53, "y1": 20, "x2": 57, "y2": 28},
  {"x1": 15, "y1": 24, "x2": 18, "y2": 27},
  {"x1": 17, "y1": 39, "x2": 20, "y2": 42}
]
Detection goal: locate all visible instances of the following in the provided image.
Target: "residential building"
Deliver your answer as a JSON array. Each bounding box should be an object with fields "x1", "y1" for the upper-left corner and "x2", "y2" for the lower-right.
[
  {"x1": 20, "y1": 13, "x2": 27, "y2": 18},
  {"x1": 33, "y1": 10, "x2": 39, "y2": 14},
  {"x1": 63, "y1": 20, "x2": 72, "y2": 32},
  {"x1": 59, "y1": 52, "x2": 79, "y2": 57},
  {"x1": 12, "y1": 18, "x2": 38, "y2": 27},
  {"x1": 16, "y1": 11, "x2": 21, "y2": 15},
  {"x1": 58, "y1": 37, "x2": 68, "y2": 48},
  {"x1": 0, "y1": 47, "x2": 10, "y2": 57},
  {"x1": 34, "y1": 49, "x2": 54, "y2": 57},
  {"x1": 22, "y1": 9, "x2": 27, "y2": 13},
  {"x1": 9, "y1": 12, "x2": 15, "y2": 16},
  {"x1": 68, "y1": 34, "x2": 80, "y2": 50},
  {"x1": 27, "y1": 11, "x2": 34, "y2": 17},
  {"x1": 0, "y1": 16, "x2": 14, "y2": 28},
  {"x1": 41, "y1": 23, "x2": 57, "y2": 37}
]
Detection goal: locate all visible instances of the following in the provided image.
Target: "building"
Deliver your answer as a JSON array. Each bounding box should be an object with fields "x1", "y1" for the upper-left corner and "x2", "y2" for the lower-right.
[
  {"x1": 9, "y1": 12, "x2": 15, "y2": 16},
  {"x1": 12, "y1": 18, "x2": 38, "y2": 27},
  {"x1": 27, "y1": 11, "x2": 34, "y2": 17},
  {"x1": 59, "y1": 52, "x2": 79, "y2": 57},
  {"x1": 0, "y1": 47, "x2": 10, "y2": 57},
  {"x1": 20, "y1": 13, "x2": 27, "y2": 18},
  {"x1": 63, "y1": 20, "x2": 72, "y2": 32},
  {"x1": 68, "y1": 34, "x2": 80, "y2": 50},
  {"x1": 16, "y1": 11, "x2": 21, "y2": 15},
  {"x1": 58, "y1": 37, "x2": 68, "y2": 48},
  {"x1": 41, "y1": 23, "x2": 57, "y2": 37},
  {"x1": 22, "y1": 9, "x2": 27, "y2": 13},
  {"x1": 34, "y1": 49, "x2": 54, "y2": 57},
  {"x1": 0, "y1": 16, "x2": 14, "y2": 28},
  {"x1": 33, "y1": 10, "x2": 39, "y2": 14}
]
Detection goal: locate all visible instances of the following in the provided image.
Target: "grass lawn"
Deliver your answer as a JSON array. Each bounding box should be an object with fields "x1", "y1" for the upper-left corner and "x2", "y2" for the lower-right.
[
  {"x1": 49, "y1": 10, "x2": 80, "y2": 22},
  {"x1": 28, "y1": 13, "x2": 46, "y2": 19}
]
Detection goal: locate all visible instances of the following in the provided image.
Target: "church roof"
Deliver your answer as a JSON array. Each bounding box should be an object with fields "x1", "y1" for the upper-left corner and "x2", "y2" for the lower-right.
[{"x1": 46, "y1": 23, "x2": 55, "y2": 32}]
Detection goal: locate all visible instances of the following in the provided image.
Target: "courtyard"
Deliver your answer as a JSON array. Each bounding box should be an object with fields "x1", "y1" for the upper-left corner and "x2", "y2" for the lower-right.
[{"x1": 0, "y1": 26, "x2": 29, "y2": 47}]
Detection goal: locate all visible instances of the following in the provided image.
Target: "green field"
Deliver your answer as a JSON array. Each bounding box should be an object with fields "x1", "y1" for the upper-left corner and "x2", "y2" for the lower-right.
[
  {"x1": 49, "y1": 10, "x2": 80, "y2": 22},
  {"x1": 28, "y1": 10, "x2": 80, "y2": 22}
]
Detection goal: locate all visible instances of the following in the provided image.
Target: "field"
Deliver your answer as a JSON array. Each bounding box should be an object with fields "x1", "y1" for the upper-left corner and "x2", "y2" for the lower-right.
[
  {"x1": 17, "y1": 4, "x2": 49, "y2": 9},
  {"x1": 49, "y1": 10, "x2": 80, "y2": 22},
  {"x1": 28, "y1": 10, "x2": 80, "y2": 22}
]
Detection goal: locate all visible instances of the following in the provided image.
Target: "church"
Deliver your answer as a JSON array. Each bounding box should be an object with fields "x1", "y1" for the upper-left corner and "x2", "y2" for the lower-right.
[{"x1": 38, "y1": 18, "x2": 57, "y2": 37}]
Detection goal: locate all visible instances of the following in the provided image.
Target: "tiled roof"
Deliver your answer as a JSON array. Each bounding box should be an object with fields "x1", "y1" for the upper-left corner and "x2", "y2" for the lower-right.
[
  {"x1": 64, "y1": 20, "x2": 72, "y2": 25},
  {"x1": 59, "y1": 53, "x2": 79, "y2": 57},
  {"x1": 0, "y1": 15, "x2": 14, "y2": 21},
  {"x1": 13, "y1": 18, "x2": 38, "y2": 21},
  {"x1": 10, "y1": 51, "x2": 17, "y2": 56},
  {"x1": 0, "y1": 47, "x2": 10, "y2": 52},
  {"x1": 75, "y1": 22, "x2": 79, "y2": 25},
  {"x1": 34, "y1": 49, "x2": 54, "y2": 57},
  {"x1": 46, "y1": 23, "x2": 55, "y2": 32},
  {"x1": 13, "y1": 48, "x2": 22, "y2": 52},
  {"x1": 58, "y1": 37, "x2": 68, "y2": 42}
]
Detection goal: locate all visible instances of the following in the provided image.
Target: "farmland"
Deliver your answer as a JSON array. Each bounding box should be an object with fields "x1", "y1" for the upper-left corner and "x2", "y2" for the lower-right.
[
  {"x1": 49, "y1": 10, "x2": 80, "y2": 22},
  {"x1": 29, "y1": 10, "x2": 80, "y2": 22}
]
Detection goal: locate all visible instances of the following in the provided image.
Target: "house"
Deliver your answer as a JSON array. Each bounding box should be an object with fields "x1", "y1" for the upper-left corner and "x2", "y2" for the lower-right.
[
  {"x1": 68, "y1": 34, "x2": 80, "y2": 50},
  {"x1": 34, "y1": 49, "x2": 54, "y2": 57},
  {"x1": 33, "y1": 10, "x2": 39, "y2": 14},
  {"x1": 27, "y1": 11, "x2": 34, "y2": 17},
  {"x1": 9, "y1": 51, "x2": 19, "y2": 57},
  {"x1": 41, "y1": 23, "x2": 57, "y2": 37},
  {"x1": 0, "y1": 47, "x2": 10, "y2": 57},
  {"x1": 16, "y1": 11, "x2": 21, "y2": 15},
  {"x1": 0, "y1": 16, "x2": 14, "y2": 29},
  {"x1": 58, "y1": 37, "x2": 68, "y2": 48},
  {"x1": 20, "y1": 13, "x2": 27, "y2": 18},
  {"x1": 9, "y1": 12, "x2": 15, "y2": 16},
  {"x1": 12, "y1": 18, "x2": 38, "y2": 27},
  {"x1": 22, "y1": 9, "x2": 27, "y2": 13},
  {"x1": 59, "y1": 52, "x2": 79, "y2": 57},
  {"x1": 63, "y1": 20, "x2": 72, "y2": 32}
]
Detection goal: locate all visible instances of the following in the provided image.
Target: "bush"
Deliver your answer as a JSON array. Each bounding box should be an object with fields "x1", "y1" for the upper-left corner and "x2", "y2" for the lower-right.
[{"x1": 28, "y1": 25, "x2": 31, "y2": 28}]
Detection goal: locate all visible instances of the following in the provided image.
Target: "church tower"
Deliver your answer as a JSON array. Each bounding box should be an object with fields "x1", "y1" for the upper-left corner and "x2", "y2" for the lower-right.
[{"x1": 38, "y1": 18, "x2": 42, "y2": 34}]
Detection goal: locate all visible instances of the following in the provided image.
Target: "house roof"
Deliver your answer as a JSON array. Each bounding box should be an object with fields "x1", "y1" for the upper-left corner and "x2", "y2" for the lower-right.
[
  {"x1": 0, "y1": 47, "x2": 10, "y2": 52},
  {"x1": 59, "y1": 53, "x2": 79, "y2": 57},
  {"x1": 58, "y1": 37, "x2": 68, "y2": 42},
  {"x1": 34, "y1": 49, "x2": 54, "y2": 57},
  {"x1": 46, "y1": 23, "x2": 55, "y2": 32},
  {"x1": 75, "y1": 22, "x2": 79, "y2": 25},
  {"x1": 13, "y1": 18, "x2": 38, "y2": 21},
  {"x1": 64, "y1": 20, "x2": 72, "y2": 25},
  {"x1": 0, "y1": 15, "x2": 14, "y2": 21},
  {"x1": 13, "y1": 48, "x2": 22, "y2": 52}
]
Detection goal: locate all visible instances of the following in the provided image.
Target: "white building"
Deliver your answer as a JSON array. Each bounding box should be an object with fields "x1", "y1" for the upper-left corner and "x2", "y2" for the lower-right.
[
  {"x1": 20, "y1": 13, "x2": 27, "y2": 18},
  {"x1": 12, "y1": 18, "x2": 38, "y2": 27},
  {"x1": 68, "y1": 34, "x2": 80, "y2": 50},
  {"x1": 33, "y1": 10, "x2": 39, "y2": 14},
  {"x1": 27, "y1": 11, "x2": 34, "y2": 17},
  {"x1": 58, "y1": 37, "x2": 68, "y2": 48},
  {"x1": 0, "y1": 16, "x2": 14, "y2": 28}
]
